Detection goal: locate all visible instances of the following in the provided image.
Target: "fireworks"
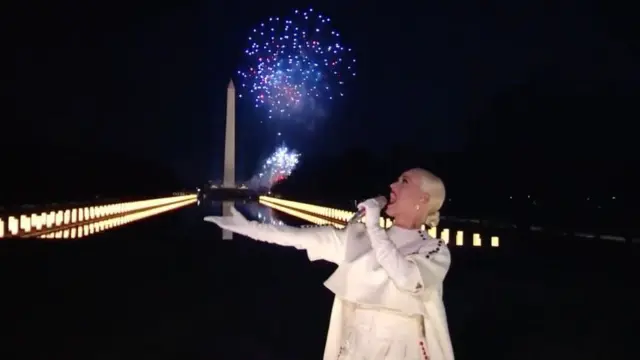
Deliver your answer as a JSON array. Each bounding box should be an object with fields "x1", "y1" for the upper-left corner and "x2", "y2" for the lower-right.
[
  {"x1": 237, "y1": 8, "x2": 356, "y2": 119},
  {"x1": 256, "y1": 145, "x2": 301, "y2": 188}
]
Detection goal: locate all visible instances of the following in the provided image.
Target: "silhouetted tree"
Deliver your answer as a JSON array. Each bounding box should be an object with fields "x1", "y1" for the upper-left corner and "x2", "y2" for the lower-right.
[
  {"x1": 0, "y1": 142, "x2": 183, "y2": 207},
  {"x1": 272, "y1": 145, "x2": 637, "y2": 235}
]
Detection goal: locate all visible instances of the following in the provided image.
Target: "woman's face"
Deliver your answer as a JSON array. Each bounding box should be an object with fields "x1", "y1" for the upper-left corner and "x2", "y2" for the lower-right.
[{"x1": 386, "y1": 169, "x2": 428, "y2": 219}]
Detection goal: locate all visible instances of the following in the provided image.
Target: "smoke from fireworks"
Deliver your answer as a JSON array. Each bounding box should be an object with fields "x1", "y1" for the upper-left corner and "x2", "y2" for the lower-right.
[{"x1": 237, "y1": 8, "x2": 356, "y2": 120}]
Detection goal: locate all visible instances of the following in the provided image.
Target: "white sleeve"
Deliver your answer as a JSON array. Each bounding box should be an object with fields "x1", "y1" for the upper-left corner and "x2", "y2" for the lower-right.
[
  {"x1": 368, "y1": 226, "x2": 450, "y2": 295},
  {"x1": 406, "y1": 240, "x2": 450, "y2": 296},
  {"x1": 243, "y1": 222, "x2": 347, "y2": 264}
]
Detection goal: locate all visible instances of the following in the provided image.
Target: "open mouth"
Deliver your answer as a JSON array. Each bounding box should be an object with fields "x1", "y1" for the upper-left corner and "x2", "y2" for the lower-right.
[{"x1": 389, "y1": 192, "x2": 397, "y2": 204}]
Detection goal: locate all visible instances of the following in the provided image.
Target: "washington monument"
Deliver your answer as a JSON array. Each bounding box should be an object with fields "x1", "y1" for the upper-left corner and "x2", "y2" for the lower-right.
[
  {"x1": 223, "y1": 80, "x2": 236, "y2": 188},
  {"x1": 222, "y1": 80, "x2": 236, "y2": 240}
]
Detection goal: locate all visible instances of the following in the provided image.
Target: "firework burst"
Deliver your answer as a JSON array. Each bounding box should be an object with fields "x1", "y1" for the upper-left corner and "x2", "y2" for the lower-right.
[{"x1": 237, "y1": 8, "x2": 356, "y2": 120}]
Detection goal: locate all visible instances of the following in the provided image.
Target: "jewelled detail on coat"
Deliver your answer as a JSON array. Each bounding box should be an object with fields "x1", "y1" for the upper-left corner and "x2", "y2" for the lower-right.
[
  {"x1": 410, "y1": 231, "x2": 444, "y2": 260},
  {"x1": 419, "y1": 340, "x2": 429, "y2": 359},
  {"x1": 336, "y1": 332, "x2": 354, "y2": 359}
]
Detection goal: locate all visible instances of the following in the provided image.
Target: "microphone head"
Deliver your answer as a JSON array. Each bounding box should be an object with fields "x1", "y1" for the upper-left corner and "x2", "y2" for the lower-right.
[{"x1": 348, "y1": 196, "x2": 389, "y2": 224}]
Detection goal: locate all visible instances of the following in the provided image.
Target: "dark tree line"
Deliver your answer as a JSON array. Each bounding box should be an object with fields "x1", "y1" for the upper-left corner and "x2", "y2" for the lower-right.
[
  {"x1": 0, "y1": 142, "x2": 184, "y2": 208},
  {"x1": 272, "y1": 148, "x2": 637, "y2": 235},
  {"x1": 466, "y1": 65, "x2": 637, "y2": 152}
]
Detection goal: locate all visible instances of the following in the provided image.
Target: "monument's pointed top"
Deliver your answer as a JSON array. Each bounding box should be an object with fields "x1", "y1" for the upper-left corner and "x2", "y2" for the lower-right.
[{"x1": 227, "y1": 79, "x2": 235, "y2": 89}]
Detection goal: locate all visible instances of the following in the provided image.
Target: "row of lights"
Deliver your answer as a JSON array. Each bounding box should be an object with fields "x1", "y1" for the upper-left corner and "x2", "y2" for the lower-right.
[
  {"x1": 0, "y1": 194, "x2": 197, "y2": 239},
  {"x1": 259, "y1": 196, "x2": 499, "y2": 247},
  {"x1": 36, "y1": 198, "x2": 196, "y2": 240}
]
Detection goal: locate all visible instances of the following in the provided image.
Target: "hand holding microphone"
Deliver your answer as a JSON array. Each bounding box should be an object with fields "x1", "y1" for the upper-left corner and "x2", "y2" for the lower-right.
[{"x1": 350, "y1": 196, "x2": 388, "y2": 227}]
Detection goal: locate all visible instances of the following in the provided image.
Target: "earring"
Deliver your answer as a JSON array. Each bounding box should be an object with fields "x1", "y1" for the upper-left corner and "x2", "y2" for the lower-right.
[{"x1": 415, "y1": 205, "x2": 420, "y2": 211}]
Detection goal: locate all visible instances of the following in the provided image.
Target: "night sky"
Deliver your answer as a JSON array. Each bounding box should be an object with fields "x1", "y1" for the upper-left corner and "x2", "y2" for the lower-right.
[{"x1": 13, "y1": 0, "x2": 638, "y2": 185}]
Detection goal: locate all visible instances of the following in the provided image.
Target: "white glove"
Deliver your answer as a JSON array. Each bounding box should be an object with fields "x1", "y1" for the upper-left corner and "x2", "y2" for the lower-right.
[
  {"x1": 203, "y1": 207, "x2": 250, "y2": 235},
  {"x1": 357, "y1": 197, "x2": 384, "y2": 228},
  {"x1": 204, "y1": 207, "x2": 340, "y2": 253}
]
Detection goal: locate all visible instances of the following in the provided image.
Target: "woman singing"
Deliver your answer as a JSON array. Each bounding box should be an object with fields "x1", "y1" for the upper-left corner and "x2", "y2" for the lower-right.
[{"x1": 204, "y1": 168, "x2": 454, "y2": 360}]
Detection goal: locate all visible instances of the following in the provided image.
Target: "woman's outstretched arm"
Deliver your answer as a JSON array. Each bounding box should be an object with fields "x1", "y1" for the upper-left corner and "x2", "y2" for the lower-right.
[{"x1": 204, "y1": 207, "x2": 347, "y2": 264}]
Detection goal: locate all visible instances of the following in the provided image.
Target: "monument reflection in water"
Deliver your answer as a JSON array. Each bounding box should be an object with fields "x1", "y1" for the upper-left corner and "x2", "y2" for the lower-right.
[
  {"x1": 241, "y1": 201, "x2": 283, "y2": 226},
  {"x1": 198, "y1": 199, "x2": 283, "y2": 239}
]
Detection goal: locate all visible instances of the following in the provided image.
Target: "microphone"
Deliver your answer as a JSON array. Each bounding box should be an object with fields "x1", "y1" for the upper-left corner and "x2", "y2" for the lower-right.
[{"x1": 347, "y1": 196, "x2": 388, "y2": 224}]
